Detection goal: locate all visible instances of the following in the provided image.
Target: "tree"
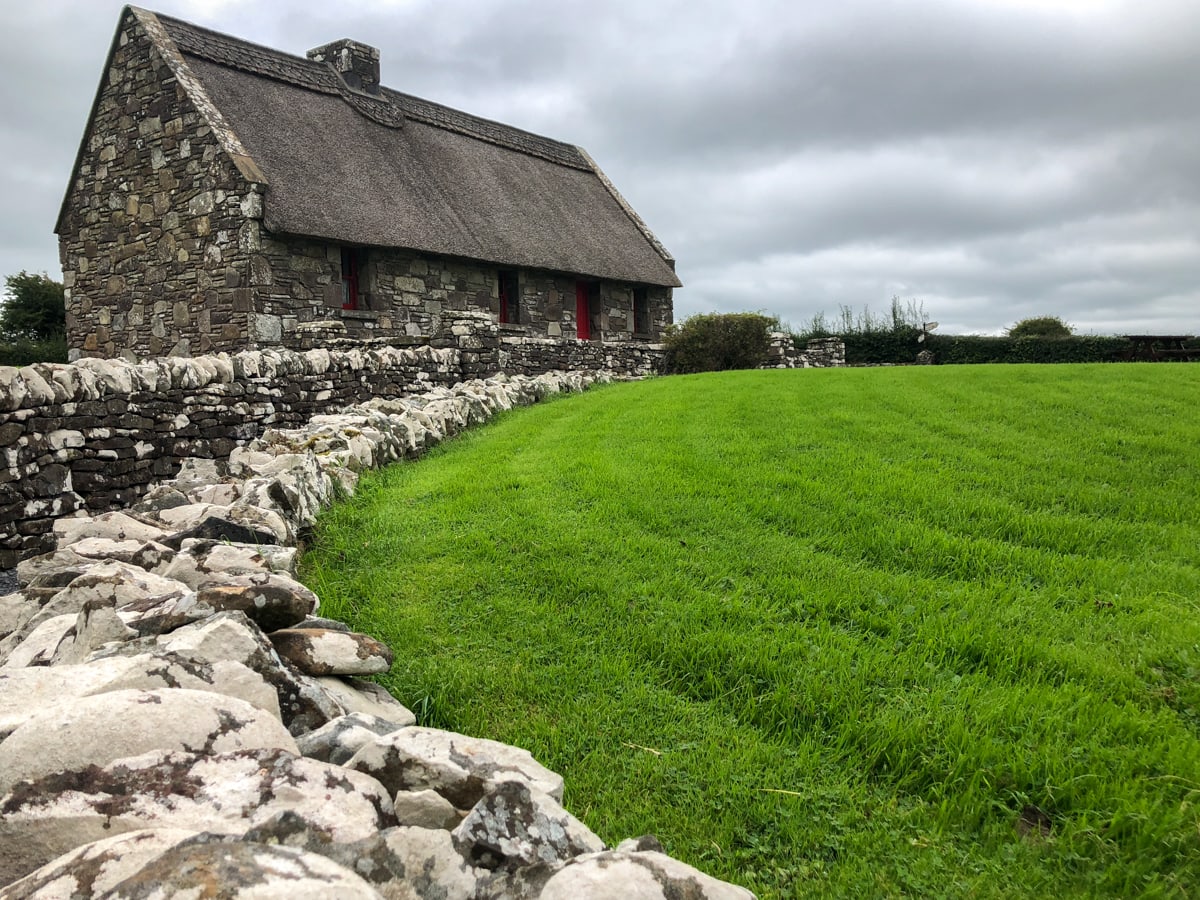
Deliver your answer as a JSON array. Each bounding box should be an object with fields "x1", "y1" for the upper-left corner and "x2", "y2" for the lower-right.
[
  {"x1": 1007, "y1": 316, "x2": 1073, "y2": 339},
  {"x1": 0, "y1": 272, "x2": 66, "y2": 341}
]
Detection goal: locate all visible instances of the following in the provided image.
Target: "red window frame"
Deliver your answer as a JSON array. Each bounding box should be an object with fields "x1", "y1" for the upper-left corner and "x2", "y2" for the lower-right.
[
  {"x1": 341, "y1": 248, "x2": 359, "y2": 310},
  {"x1": 499, "y1": 270, "x2": 519, "y2": 324}
]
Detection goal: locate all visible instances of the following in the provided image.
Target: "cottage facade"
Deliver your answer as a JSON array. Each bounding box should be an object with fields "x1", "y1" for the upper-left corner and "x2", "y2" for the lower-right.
[{"x1": 57, "y1": 7, "x2": 680, "y2": 361}]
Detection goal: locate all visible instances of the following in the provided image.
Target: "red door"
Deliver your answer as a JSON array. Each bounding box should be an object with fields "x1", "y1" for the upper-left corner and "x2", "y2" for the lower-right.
[{"x1": 575, "y1": 281, "x2": 591, "y2": 340}]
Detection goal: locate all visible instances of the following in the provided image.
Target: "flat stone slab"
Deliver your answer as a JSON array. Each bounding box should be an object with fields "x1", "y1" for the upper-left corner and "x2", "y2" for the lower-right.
[
  {"x1": 270, "y1": 627, "x2": 394, "y2": 676},
  {"x1": 0, "y1": 747, "x2": 396, "y2": 886},
  {"x1": 0, "y1": 687, "x2": 298, "y2": 795},
  {"x1": 347, "y1": 726, "x2": 564, "y2": 811}
]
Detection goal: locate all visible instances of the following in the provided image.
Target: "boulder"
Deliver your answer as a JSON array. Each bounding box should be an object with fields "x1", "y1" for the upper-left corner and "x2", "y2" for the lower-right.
[
  {"x1": 161, "y1": 538, "x2": 297, "y2": 588},
  {"x1": 451, "y1": 780, "x2": 604, "y2": 871},
  {"x1": 346, "y1": 726, "x2": 564, "y2": 811},
  {"x1": 99, "y1": 839, "x2": 386, "y2": 899},
  {"x1": 195, "y1": 573, "x2": 317, "y2": 630},
  {"x1": 270, "y1": 628, "x2": 394, "y2": 676},
  {"x1": 393, "y1": 789, "x2": 462, "y2": 831},
  {"x1": 0, "y1": 827, "x2": 198, "y2": 898},
  {"x1": 49, "y1": 598, "x2": 136, "y2": 665},
  {"x1": 52, "y1": 512, "x2": 167, "y2": 550},
  {"x1": 60, "y1": 537, "x2": 175, "y2": 573},
  {"x1": 314, "y1": 676, "x2": 417, "y2": 725},
  {"x1": 492, "y1": 850, "x2": 757, "y2": 900},
  {"x1": 118, "y1": 572, "x2": 317, "y2": 636},
  {"x1": 0, "y1": 687, "x2": 298, "y2": 795},
  {"x1": 0, "y1": 651, "x2": 279, "y2": 740},
  {"x1": 0, "y1": 614, "x2": 76, "y2": 669},
  {"x1": 143, "y1": 611, "x2": 345, "y2": 734},
  {"x1": 0, "y1": 593, "x2": 34, "y2": 642},
  {"x1": 159, "y1": 506, "x2": 291, "y2": 550},
  {"x1": 0, "y1": 747, "x2": 396, "y2": 885},
  {"x1": 296, "y1": 712, "x2": 407, "y2": 766},
  {"x1": 236, "y1": 814, "x2": 485, "y2": 900}
]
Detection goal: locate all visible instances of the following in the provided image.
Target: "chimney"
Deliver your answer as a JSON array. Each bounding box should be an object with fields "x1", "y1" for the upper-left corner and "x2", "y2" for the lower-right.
[{"x1": 307, "y1": 39, "x2": 380, "y2": 94}]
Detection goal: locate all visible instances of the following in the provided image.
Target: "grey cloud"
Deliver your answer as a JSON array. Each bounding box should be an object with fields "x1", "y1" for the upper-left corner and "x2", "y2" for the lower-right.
[{"x1": 2, "y1": 0, "x2": 1198, "y2": 335}]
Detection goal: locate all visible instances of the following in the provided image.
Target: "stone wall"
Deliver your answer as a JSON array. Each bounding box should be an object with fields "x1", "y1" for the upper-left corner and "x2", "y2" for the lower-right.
[
  {"x1": 0, "y1": 372, "x2": 751, "y2": 899},
  {"x1": 0, "y1": 313, "x2": 668, "y2": 566},
  {"x1": 59, "y1": 9, "x2": 260, "y2": 361},
  {"x1": 244, "y1": 234, "x2": 674, "y2": 349}
]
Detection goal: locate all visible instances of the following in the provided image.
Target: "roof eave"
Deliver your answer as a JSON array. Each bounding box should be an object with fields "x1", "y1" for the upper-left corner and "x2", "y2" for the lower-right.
[{"x1": 574, "y1": 145, "x2": 682, "y2": 288}]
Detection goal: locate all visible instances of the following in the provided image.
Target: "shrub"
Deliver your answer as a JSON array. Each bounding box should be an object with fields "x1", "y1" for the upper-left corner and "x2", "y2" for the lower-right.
[
  {"x1": 0, "y1": 335, "x2": 69, "y2": 367},
  {"x1": 1007, "y1": 316, "x2": 1074, "y2": 338},
  {"x1": 662, "y1": 312, "x2": 778, "y2": 374}
]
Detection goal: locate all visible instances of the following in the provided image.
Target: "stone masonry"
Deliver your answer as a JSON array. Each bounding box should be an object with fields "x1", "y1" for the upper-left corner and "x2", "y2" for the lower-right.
[
  {"x1": 58, "y1": 11, "x2": 261, "y2": 360},
  {"x1": 56, "y1": 9, "x2": 679, "y2": 363}
]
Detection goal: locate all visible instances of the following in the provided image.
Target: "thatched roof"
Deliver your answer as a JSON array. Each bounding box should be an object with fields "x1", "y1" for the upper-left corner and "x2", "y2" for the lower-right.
[{"x1": 146, "y1": 10, "x2": 680, "y2": 287}]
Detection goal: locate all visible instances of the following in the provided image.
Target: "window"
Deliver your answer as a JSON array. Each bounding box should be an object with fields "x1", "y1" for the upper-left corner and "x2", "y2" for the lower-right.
[
  {"x1": 576, "y1": 280, "x2": 600, "y2": 340},
  {"x1": 498, "y1": 269, "x2": 520, "y2": 324},
  {"x1": 341, "y1": 248, "x2": 360, "y2": 310},
  {"x1": 633, "y1": 287, "x2": 650, "y2": 335}
]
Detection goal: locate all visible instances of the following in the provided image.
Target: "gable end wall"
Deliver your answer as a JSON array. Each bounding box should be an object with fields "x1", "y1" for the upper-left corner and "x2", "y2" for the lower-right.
[{"x1": 58, "y1": 11, "x2": 261, "y2": 361}]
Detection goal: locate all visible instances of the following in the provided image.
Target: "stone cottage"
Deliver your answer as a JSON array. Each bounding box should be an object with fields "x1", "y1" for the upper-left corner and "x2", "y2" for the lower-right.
[{"x1": 56, "y1": 7, "x2": 681, "y2": 361}]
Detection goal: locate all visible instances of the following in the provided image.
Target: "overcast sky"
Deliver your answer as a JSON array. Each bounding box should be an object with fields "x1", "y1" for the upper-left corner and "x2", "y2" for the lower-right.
[{"x1": 3, "y1": 0, "x2": 1198, "y2": 335}]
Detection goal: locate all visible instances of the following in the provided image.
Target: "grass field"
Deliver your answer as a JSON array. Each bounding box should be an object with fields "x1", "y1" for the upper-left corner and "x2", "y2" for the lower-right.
[{"x1": 301, "y1": 364, "x2": 1200, "y2": 898}]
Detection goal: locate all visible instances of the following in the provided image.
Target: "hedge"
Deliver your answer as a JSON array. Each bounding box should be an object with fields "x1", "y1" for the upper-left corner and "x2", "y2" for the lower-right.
[{"x1": 839, "y1": 333, "x2": 1148, "y2": 366}]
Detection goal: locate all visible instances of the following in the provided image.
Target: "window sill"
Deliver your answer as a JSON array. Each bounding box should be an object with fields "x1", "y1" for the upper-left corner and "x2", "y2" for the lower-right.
[
  {"x1": 340, "y1": 309, "x2": 379, "y2": 321},
  {"x1": 498, "y1": 322, "x2": 526, "y2": 333}
]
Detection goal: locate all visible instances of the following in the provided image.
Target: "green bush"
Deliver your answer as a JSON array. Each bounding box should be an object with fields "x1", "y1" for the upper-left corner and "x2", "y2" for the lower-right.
[
  {"x1": 0, "y1": 335, "x2": 69, "y2": 367},
  {"x1": 1007, "y1": 315, "x2": 1073, "y2": 338},
  {"x1": 662, "y1": 312, "x2": 778, "y2": 374}
]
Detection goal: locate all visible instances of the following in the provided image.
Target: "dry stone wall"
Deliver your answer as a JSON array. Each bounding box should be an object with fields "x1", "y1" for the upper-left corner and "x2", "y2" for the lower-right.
[
  {"x1": 0, "y1": 371, "x2": 753, "y2": 899},
  {"x1": 0, "y1": 312, "x2": 670, "y2": 567}
]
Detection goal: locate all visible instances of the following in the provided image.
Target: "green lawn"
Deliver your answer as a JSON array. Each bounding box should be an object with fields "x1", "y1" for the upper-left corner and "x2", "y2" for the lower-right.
[{"x1": 301, "y1": 364, "x2": 1200, "y2": 898}]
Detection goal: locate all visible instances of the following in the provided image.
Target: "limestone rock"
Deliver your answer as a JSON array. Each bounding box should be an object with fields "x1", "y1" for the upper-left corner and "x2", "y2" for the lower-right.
[
  {"x1": 346, "y1": 726, "x2": 564, "y2": 811},
  {"x1": 0, "y1": 593, "x2": 34, "y2": 642},
  {"x1": 0, "y1": 651, "x2": 279, "y2": 740},
  {"x1": 15, "y1": 547, "x2": 100, "y2": 588},
  {"x1": 100, "y1": 839, "x2": 386, "y2": 899},
  {"x1": 62, "y1": 537, "x2": 175, "y2": 572},
  {"x1": 393, "y1": 789, "x2": 462, "y2": 831},
  {"x1": 50, "y1": 598, "x2": 137, "y2": 665},
  {"x1": 160, "y1": 505, "x2": 292, "y2": 550},
  {"x1": 141, "y1": 611, "x2": 345, "y2": 734},
  {"x1": 195, "y1": 573, "x2": 317, "y2": 630},
  {"x1": 270, "y1": 627, "x2": 394, "y2": 676},
  {"x1": 0, "y1": 614, "x2": 76, "y2": 670},
  {"x1": 314, "y1": 676, "x2": 417, "y2": 725},
  {"x1": 0, "y1": 687, "x2": 298, "y2": 795},
  {"x1": 296, "y1": 712, "x2": 406, "y2": 766},
  {"x1": 0, "y1": 827, "x2": 198, "y2": 898},
  {"x1": 493, "y1": 850, "x2": 757, "y2": 900},
  {"x1": 294, "y1": 615, "x2": 350, "y2": 632},
  {"x1": 0, "y1": 747, "x2": 396, "y2": 885},
  {"x1": 52, "y1": 512, "x2": 167, "y2": 550},
  {"x1": 452, "y1": 780, "x2": 604, "y2": 871},
  {"x1": 235, "y1": 814, "x2": 484, "y2": 900},
  {"x1": 161, "y1": 538, "x2": 297, "y2": 588}
]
